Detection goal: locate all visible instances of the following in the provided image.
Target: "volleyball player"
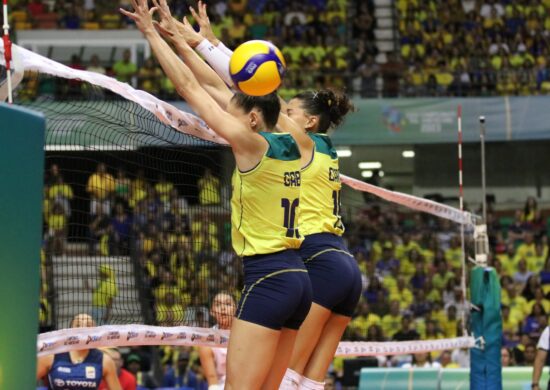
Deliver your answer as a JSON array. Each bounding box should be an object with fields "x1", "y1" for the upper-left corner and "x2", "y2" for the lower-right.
[
  {"x1": 37, "y1": 313, "x2": 121, "y2": 390},
  {"x1": 198, "y1": 291, "x2": 237, "y2": 389},
  {"x1": 156, "y1": 3, "x2": 362, "y2": 388},
  {"x1": 120, "y1": 2, "x2": 314, "y2": 389}
]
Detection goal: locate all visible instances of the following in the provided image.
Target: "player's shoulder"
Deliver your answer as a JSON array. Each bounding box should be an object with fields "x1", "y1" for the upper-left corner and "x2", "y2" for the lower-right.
[
  {"x1": 260, "y1": 132, "x2": 301, "y2": 161},
  {"x1": 309, "y1": 133, "x2": 337, "y2": 159}
]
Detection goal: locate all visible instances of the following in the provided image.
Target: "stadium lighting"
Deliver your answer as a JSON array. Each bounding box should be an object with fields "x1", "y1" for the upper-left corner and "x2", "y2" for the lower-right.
[
  {"x1": 358, "y1": 162, "x2": 382, "y2": 170},
  {"x1": 402, "y1": 150, "x2": 415, "y2": 158},
  {"x1": 336, "y1": 148, "x2": 352, "y2": 158},
  {"x1": 379, "y1": 171, "x2": 385, "y2": 177},
  {"x1": 361, "y1": 170, "x2": 374, "y2": 178}
]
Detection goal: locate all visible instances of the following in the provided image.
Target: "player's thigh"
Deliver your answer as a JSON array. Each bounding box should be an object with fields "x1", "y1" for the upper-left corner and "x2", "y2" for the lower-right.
[
  {"x1": 225, "y1": 318, "x2": 281, "y2": 390},
  {"x1": 289, "y1": 303, "x2": 332, "y2": 374},
  {"x1": 303, "y1": 313, "x2": 351, "y2": 382},
  {"x1": 261, "y1": 327, "x2": 299, "y2": 390}
]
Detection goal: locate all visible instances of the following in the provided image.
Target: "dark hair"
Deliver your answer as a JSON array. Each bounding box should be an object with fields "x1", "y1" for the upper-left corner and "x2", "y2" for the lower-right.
[
  {"x1": 293, "y1": 89, "x2": 354, "y2": 133},
  {"x1": 231, "y1": 92, "x2": 281, "y2": 130}
]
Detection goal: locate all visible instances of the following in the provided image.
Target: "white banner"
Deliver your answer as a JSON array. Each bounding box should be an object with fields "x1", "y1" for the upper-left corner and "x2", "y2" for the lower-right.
[
  {"x1": 1, "y1": 42, "x2": 473, "y2": 226},
  {"x1": 37, "y1": 324, "x2": 475, "y2": 357}
]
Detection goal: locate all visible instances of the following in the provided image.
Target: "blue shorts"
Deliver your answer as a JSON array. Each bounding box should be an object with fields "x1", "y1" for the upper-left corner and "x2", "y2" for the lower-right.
[
  {"x1": 299, "y1": 233, "x2": 362, "y2": 317},
  {"x1": 237, "y1": 249, "x2": 312, "y2": 330}
]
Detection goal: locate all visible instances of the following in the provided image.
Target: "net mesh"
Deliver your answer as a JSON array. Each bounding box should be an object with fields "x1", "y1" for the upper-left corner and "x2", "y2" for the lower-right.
[{"x1": 18, "y1": 76, "x2": 237, "y2": 331}]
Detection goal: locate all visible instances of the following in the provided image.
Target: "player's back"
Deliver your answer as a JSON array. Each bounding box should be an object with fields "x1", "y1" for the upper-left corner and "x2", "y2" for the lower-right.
[
  {"x1": 231, "y1": 131, "x2": 303, "y2": 257},
  {"x1": 300, "y1": 133, "x2": 344, "y2": 237}
]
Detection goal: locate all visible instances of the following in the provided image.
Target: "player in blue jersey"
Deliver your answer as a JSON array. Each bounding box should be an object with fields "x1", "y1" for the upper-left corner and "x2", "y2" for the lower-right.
[{"x1": 37, "y1": 314, "x2": 121, "y2": 390}]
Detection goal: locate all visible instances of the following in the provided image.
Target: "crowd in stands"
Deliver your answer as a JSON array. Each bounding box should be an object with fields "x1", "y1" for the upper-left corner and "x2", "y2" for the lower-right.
[
  {"x1": 9, "y1": 0, "x2": 383, "y2": 99},
  {"x1": 397, "y1": 0, "x2": 550, "y2": 96},
  {"x1": 13, "y1": 0, "x2": 550, "y2": 97},
  {"x1": 40, "y1": 159, "x2": 550, "y2": 387}
]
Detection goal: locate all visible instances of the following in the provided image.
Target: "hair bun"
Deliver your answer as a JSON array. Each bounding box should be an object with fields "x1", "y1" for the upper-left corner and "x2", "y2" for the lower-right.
[{"x1": 317, "y1": 89, "x2": 355, "y2": 128}]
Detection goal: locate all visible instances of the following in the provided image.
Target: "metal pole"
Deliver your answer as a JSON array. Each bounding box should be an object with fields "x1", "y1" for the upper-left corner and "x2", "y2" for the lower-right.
[
  {"x1": 2, "y1": 0, "x2": 13, "y2": 103},
  {"x1": 457, "y1": 105, "x2": 467, "y2": 336},
  {"x1": 479, "y1": 116, "x2": 487, "y2": 223}
]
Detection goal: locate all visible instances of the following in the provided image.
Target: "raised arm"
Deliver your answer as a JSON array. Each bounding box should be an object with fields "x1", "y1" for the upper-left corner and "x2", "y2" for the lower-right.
[
  {"x1": 119, "y1": 0, "x2": 256, "y2": 153},
  {"x1": 152, "y1": 0, "x2": 233, "y2": 108}
]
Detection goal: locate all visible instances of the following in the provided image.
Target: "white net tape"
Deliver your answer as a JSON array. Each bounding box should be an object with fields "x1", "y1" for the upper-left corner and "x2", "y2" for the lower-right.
[
  {"x1": 0, "y1": 41, "x2": 477, "y2": 356},
  {"x1": 37, "y1": 325, "x2": 476, "y2": 357}
]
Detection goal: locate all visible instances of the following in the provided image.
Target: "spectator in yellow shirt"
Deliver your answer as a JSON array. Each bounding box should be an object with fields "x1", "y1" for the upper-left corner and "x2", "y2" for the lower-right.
[
  {"x1": 156, "y1": 291, "x2": 185, "y2": 326},
  {"x1": 49, "y1": 175, "x2": 73, "y2": 217},
  {"x1": 87, "y1": 163, "x2": 115, "y2": 215},
  {"x1": 348, "y1": 301, "x2": 381, "y2": 339},
  {"x1": 47, "y1": 202, "x2": 67, "y2": 256},
  {"x1": 432, "y1": 261, "x2": 455, "y2": 290},
  {"x1": 198, "y1": 168, "x2": 221, "y2": 205},
  {"x1": 85, "y1": 264, "x2": 118, "y2": 325},
  {"x1": 445, "y1": 236, "x2": 463, "y2": 271},
  {"x1": 155, "y1": 173, "x2": 174, "y2": 204},
  {"x1": 441, "y1": 305, "x2": 458, "y2": 338},
  {"x1": 381, "y1": 300, "x2": 402, "y2": 339},
  {"x1": 517, "y1": 231, "x2": 537, "y2": 260}
]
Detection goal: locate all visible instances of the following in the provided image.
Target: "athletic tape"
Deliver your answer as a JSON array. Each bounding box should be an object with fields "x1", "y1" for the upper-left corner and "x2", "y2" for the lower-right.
[
  {"x1": 0, "y1": 42, "x2": 473, "y2": 226},
  {"x1": 37, "y1": 324, "x2": 475, "y2": 357}
]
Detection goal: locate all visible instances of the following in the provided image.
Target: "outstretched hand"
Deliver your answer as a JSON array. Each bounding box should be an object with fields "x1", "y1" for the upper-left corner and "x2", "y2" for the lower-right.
[
  {"x1": 119, "y1": 0, "x2": 157, "y2": 35},
  {"x1": 190, "y1": 1, "x2": 220, "y2": 45},
  {"x1": 151, "y1": 0, "x2": 203, "y2": 48}
]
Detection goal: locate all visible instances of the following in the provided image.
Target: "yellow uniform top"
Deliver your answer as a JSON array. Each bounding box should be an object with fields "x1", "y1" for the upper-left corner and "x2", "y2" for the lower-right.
[
  {"x1": 299, "y1": 134, "x2": 344, "y2": 237},
  {"x1": 231, "y1": 132, "x2": 303, "y2": 256}
]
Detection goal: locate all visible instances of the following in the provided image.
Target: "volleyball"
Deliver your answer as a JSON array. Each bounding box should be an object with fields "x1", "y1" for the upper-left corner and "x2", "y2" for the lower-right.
[{"x1": 229, "y1": 40, "x2": 286, "y2": 96}]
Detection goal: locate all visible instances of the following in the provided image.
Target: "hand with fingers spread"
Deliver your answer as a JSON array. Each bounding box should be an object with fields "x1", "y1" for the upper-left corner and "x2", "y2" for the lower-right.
[
  {"x1": 119, "y1": 0, "x2": 157, "y2": 35},
  {"x1": 190, "y1": 1, "x2": 220, "y2": 46},
  {"x1": 152, "y1": 0, "x2": 204, "y2": 48}
]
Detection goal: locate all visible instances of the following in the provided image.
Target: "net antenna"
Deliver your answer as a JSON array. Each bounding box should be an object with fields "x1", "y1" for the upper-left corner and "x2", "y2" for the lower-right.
[
  {"x1": 1, "y1": 0, "x2": 13, "y2": 103},
  {"x1": 474, "y1": 116, "x2": 490, "y2": 268}
]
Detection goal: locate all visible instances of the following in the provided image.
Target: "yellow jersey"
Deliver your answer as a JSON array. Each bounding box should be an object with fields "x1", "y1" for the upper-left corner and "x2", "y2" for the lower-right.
[
  {"x1": 231, "y1": 132, "x2": 303, "y2": 256},
  {"x1": 299, "y1": 133, "x2": 344, "y2": 236}
]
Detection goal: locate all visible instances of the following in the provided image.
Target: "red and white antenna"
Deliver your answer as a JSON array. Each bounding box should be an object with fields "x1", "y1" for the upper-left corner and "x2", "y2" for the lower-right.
[{"x1": 2, "y1": 0, "x2": 13, "y2": 103}]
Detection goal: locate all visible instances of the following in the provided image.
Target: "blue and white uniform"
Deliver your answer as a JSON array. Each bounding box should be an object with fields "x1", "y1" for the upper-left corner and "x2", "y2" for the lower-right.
[{"x1": 48, "y1": 349, "x2": 103, "y2": 390}]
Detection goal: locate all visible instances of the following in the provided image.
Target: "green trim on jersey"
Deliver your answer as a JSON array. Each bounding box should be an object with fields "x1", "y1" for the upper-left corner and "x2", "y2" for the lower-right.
[
  {"x1": 260, "y1": 132, "x2": 301, "y2": 161},
  {"x1": 310, "y1": 133, "x2": 337, "y2": 159}
]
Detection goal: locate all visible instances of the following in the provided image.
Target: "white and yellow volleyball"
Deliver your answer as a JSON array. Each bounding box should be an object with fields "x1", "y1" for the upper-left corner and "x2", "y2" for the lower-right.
[{"x1": 229, "y1": 40, "x2": 286, "y2": 96}]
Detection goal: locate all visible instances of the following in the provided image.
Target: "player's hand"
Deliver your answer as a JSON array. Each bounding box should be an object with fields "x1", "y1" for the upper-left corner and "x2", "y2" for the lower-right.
[
  {"x1": 120, "y1": 0, "x2": 157, "y2": 35},
  {"x1": 151, "y1": 0, "x2": 178, "y2": 39},
  {"x1": 190, "y1": 1, "x2": 220, "y2": 46}
]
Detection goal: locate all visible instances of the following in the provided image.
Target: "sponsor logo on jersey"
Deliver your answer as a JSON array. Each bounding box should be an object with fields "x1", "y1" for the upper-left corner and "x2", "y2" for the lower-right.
[
  {"x1": 85, "y1": 366, "x2": 96, "y2": 379},
  {"x1": 58, "y1": 367, "x2": 71, "y2": 373},
  {"x1": 284, "y1": 171, "x2": 301, "y2": 187},
  {"x1": 127, "y1": 331, "x2": 138, "y2": 341}
]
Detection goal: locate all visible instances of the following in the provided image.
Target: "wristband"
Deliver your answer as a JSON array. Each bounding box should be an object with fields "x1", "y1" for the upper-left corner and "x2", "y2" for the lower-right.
[
  {"x1": 195, "y1": 39, "x2": 234, "y2": 87},
  {"x1": 217, "y1": 42, "x2": 234, "y2": 58}
]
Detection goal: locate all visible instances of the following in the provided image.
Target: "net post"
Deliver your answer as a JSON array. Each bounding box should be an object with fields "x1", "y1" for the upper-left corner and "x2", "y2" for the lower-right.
[
  {"x1": 469, "y1": 266, "x2": 502, "y2": 390},
  {"x1": 0, "y1": 103, "x2": 45, "y2": 388},
  {"x1": 2, "y1": 0, "x2": 13, "y2": 103}
]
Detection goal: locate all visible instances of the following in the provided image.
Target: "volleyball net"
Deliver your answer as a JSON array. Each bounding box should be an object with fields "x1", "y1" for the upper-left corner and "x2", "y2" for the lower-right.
[{"x1": 1, "y1": 41, "x2": 484, "y2": 361}]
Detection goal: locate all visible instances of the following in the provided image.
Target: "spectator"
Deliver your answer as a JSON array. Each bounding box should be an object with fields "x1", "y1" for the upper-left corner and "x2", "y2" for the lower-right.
[
  {"x1": 126, "y1": 354, "x2": 158, "y2": 389},
  {"x1": 28, "y1": 0, "x2": 46, "y2": 17},
  {"x1": 87, "y1": 54, "x2": 106, "y2": 75},
  {"x1": 89, "y1": 203, "x2": 112, "y2": 255},
  {"x1": 99, "y1": 348, "x2": 137, "y2": 390},
  {"x1": 348, "y1": 301, "x2": 381, "y2": 339},
  {"x1": 162, "y1": 350, "x2": 203, "y2": 388},
  {"x1": 381, "y1": 300, "x2": 402, "y2": 339},
  {"x1": 381, "y1": 52, "x2": 404, "y2": 97},
  {"x1": 393, "y1": 315, "x2": 420, "y2": 341},
  {"x1": 402, "y1": 352, "x2": 442, "y2": 368},
  {"x1": 84, "y1": 264, "x2": 118, "y2": 325},
  {"x1": 113, "y1": 49, "x2": 137, "y2": 85},
  {"x1": 137, "y1": 57, "x2": 163, "y2": 95},
  {"x1": 87, "y1": 163, "x2": 115, "y2": 215},
  {"x1": 48, "y1": 175, "x2": 73, "y2": 217},
  {"x1": 46, "y1": 202, "x2": 67, "y2": 256},
  {"x1": 198, "y1": 168, "x2": 221, "y2": 205},
  {"x1": 501, "y1": 347, "x2": 513, "y2": 367}
]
